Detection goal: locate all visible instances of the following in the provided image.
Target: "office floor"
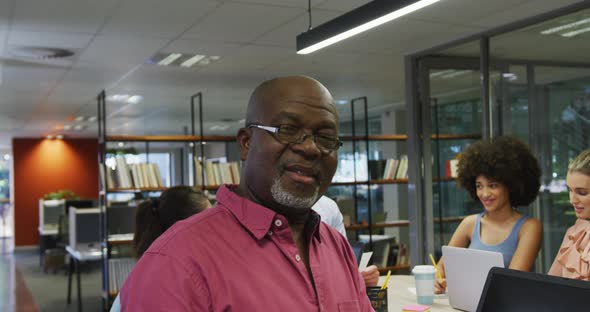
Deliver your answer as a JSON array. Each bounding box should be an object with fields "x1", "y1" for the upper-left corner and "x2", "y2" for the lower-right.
[{"x1": 1, "y1": 247, "x2": 102, "y2": 312}]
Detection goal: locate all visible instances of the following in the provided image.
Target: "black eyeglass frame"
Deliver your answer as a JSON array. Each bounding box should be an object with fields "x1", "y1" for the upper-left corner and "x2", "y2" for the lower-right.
[{"x1": 247, "y1": 124, "x2": 343, "y2": 153}]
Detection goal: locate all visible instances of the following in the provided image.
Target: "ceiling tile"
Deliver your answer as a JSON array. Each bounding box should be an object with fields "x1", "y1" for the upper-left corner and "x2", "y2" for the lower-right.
[
  {"x1": 13, "y1": 0, "x2": 119, "y2": 33},
  {"x1": 316, "y1": 0, "x2": 372, "y2": 12},
  {"x1": 7, "y1": 30, "x2": 94, "y2": 51},
  {"x1": 181, "y1": 2, "x2": 303, "y2": 43},
  {"x1": 254, "y1": 9, "x2": 343, "y2": 48},
  {"x1": 78, "y1": 34, "x2": 169, "y2": 68},
  {"x1": 198, "y1": 44, "x2": 292, "y2": 72},
  {"x1": 409, "y1": 0, "x2": 528, "y2": 25},
  {"x1": 100, "y1": 0, "x2": 220, "y2": 37},
  {"x1": 473, "y1": 0, "x2": 586, "y2": 28},
  {"x1": 165, "y1": 39, "x2": 243, "y2": 56}
]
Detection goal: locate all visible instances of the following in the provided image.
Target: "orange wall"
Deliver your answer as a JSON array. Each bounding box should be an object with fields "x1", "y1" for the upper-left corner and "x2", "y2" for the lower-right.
[{"x1": 13, "y1": 138, "x2": 98, "y2": 246}]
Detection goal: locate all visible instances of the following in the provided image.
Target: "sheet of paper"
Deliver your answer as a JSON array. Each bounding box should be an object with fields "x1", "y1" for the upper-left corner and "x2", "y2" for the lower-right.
[{"x1": 358, "y1": 251, "x2": 373, "y2": 271}]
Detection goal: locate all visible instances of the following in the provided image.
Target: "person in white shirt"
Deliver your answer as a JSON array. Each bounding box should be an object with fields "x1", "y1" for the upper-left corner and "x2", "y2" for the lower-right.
[{"x1": 312, "y1": 195, "x2": 380, "y2": 287}]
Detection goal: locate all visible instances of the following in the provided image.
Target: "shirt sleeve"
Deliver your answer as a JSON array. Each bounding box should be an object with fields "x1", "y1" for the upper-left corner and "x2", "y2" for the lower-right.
[{"x1": 121, "y1": 252, "x2": 210, "y2": 312}]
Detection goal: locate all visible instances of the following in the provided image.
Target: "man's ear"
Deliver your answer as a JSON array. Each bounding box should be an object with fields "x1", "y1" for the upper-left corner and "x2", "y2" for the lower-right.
[{"x1": 237, "y1": 127, "x2": 251, "y2": 161}]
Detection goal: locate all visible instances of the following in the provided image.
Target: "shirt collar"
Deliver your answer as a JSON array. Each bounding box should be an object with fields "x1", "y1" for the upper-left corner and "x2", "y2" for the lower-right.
[{"x1": 216, "y1": 185, "x2": 322, "y2": 242}]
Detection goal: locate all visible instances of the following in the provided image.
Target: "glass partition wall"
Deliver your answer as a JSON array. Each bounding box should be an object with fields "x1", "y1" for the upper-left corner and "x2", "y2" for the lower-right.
[{"x1": 406, "y1": 2, "x2": 590, "y2": 271}]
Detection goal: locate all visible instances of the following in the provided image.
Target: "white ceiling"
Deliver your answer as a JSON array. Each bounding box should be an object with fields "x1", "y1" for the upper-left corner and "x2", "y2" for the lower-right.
[{"x1": 0, "y1": 0, "x2": 586, "y2": 148}]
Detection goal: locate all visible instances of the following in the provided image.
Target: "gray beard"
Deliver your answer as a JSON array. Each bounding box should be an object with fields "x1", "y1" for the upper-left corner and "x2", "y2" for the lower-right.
[{"x1": 270, "y1": 177, "x2": 319, "y2": 209}]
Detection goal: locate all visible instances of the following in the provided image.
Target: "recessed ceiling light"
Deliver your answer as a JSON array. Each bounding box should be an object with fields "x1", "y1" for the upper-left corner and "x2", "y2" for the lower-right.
[
  {"x1": 56, "y1": 135, "x2": 64, "y2": 139},
  {"x1": 46, "y1": 135, "x2": 54, "y2": 139},
  {"x1": 335, "y1": 100, "x2": 348, "y2": 105},
  {"x1": 149, "y1": 52, "x2": 221, "y2": 68},
  {"x1": 127, "y1": 95, "x2": 143, "y2": 104},
  {"x1": 87, "y1": 116, "x2": 97, "y2": 122},
  {"x1": 118, "y1": 142, "x2": 125, "y2": 147},
  {"x1": 210, "y1": 125, "x2": 230, "y2": 131},
  {"x1": 502, "y1": 73, "x2": 518, "y2": 81},
  {"x1": 540, "y1": 17, "x2": 590, "y2": 35},
  {"x1": 181, "y1": 54, "x2": 206, "y2": 68},
  {"x1": 158, "y1": 53, "x2": 182, "y2": 66},
  {"x1": 108, "y1": 94, "x2": 130, "y2": 102},
  {"x1": 75, "y1": 116, "x2": 85, "y2": 122},
  {"x1": 108, "y1": 94, "x2": 142, "y2": 104},
  {"x1": 63, "y1": 125, "x2": 72, "y2": 130},
  {"x1": 73, "y1": 125, "x2": 85, "y2": 131},
  {"x1": 562, "y1": 25, "x2": 590, "y2": 37}
]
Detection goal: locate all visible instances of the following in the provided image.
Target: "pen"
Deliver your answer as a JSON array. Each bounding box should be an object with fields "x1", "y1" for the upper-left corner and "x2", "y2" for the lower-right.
[
  {"x1": 429, "y1": 253, "x2": 443, "y2": 280},
  {"x1": 381, "y1": 270, "x2": 391, "y2": 290}
]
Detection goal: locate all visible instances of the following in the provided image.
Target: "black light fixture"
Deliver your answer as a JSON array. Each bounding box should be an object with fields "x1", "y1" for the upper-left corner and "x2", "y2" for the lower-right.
[{"x1": 296, "y1": 0, "x2": 441, "y2": 55}]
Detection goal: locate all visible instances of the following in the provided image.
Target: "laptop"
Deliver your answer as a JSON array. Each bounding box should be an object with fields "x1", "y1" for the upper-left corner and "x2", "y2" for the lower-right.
[
  {"x1": 476, "y1": 267, "x2": 590, "y2": 312},
  {"x1": 442, "y1": 246, "x2": 504, "y2": 312}
]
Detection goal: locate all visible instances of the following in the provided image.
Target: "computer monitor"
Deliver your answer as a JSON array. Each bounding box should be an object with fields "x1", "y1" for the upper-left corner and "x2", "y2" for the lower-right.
[
  {"x1": 43, "y1": 204, "x2": 63, "y2": 226},
  {"x1": 476, "y1": 267, "x2": 590, "y2": 312},
  {"x1": 107, "y1": 205, "x2": 137, "y2": 235},
  {"x1": 39, "y1": 199, "x2": 65, "y2": 231},
  {"x1": 69, "y1": 207, "x2": 101, "y2": 248},
  {"x1": 66, "y1": 199, "x2": 97, "y2": 212}
]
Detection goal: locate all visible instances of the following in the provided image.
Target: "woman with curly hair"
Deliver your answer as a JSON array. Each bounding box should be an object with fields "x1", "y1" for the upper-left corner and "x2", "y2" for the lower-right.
[
  {"x1": 435, "y1": 136, "x2": 543, "y2": 294},
  {"x1": 548, "y1": 149, "x2": 590, "y2": 280}
]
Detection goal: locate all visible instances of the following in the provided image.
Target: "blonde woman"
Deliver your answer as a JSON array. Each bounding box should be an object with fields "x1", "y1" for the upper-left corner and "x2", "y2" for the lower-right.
[{"x1": 549, "y1": 149, "x2": 590, "y2": 280}]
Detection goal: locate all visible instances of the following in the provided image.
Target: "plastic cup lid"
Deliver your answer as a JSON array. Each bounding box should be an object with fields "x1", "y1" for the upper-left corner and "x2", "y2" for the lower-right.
[{"x1": 412, "y1": 265, "x2": 435, "y2": 274}]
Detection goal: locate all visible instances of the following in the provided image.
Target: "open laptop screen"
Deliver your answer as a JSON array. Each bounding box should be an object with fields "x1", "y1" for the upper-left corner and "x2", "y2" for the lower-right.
[{"x1": 477, "y1": 267, "x2": 590, "y2": 312}]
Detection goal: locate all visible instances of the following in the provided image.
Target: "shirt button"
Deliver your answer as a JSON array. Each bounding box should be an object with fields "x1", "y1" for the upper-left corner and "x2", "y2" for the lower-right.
[
  {"x1": 274, "y1": 219, "x2": 283, "y2": 227},
  {"x1": 267, "y1": 230, "x2": 273, "y2": 236},
  {"x1": 295, "y1": 254, "x2": 301, "y2": 262}
]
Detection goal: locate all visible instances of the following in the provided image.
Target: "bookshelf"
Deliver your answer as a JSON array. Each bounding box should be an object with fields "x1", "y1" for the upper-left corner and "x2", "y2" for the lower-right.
[
  {"x1": 97, "y1": 91, "x2": 241, "y2": 308},
  {"x1": 97, "y1": 91, "x2": 190, "y2": 311},
  {"x1": 329, "y1": 96, "x2": 480, "y2": 273}
]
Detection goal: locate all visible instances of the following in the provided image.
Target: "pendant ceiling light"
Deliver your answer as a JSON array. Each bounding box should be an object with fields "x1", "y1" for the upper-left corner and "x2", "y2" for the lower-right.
[{"x1": 296, "y1": 0, "x2": 441, "y2": 55}]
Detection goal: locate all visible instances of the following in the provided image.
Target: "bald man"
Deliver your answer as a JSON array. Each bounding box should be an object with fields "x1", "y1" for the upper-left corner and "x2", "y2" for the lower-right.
[{"x1": 121, "y1": 76, "x2": 373, "y2": 311}]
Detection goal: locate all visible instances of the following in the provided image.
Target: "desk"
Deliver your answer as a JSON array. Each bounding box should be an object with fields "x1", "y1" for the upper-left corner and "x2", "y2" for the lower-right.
[
  {"x1": 38, "y1": 226, "x2": 58, "y2": 268},
  {"x1": 65, "y1": 245, "x2": 102, "y2": 312},
  {"x1": 382, "y1": 275, "x2": 458, "y2": 311}
]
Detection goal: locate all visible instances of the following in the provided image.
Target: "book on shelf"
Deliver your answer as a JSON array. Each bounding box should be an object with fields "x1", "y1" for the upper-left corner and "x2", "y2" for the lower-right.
[
  {"x1": 445, "y1": 159, "x2": 459, "y2": 178},
  {"x1": 105, "y1": 157, "x2": 164, "y2": 189},
  {"x1": 108, "y1": 258, "x2": 137, "y2": 295},
  {"x1": 395, "y1": 242, "x2": 409, "y2": 266},
  {"x1": 366, "y1": 156, "x2": 408, "y2": 180},
  {"x1": 368, "y1": 159, "x2": 387, "y2": 180},
  {"x1": 194, "y1": 157, "x2": 241, "y2": 186}
]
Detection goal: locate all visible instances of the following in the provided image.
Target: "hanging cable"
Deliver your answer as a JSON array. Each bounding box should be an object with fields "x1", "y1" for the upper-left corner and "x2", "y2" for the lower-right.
[{"x1": 307, "y1": 0, "x2": 312, "y2": 30}]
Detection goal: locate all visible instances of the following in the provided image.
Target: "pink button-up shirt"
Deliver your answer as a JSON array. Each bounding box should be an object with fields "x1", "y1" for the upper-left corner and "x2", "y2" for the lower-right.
[{"x1": 121, "y1": 185, "x2": 373, "y2": 312}]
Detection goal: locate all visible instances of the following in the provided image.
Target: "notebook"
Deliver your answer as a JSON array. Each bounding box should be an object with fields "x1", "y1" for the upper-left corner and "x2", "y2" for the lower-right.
[
  {"x1": 476, "y1": 267, "x2": 590, "y2": 312},
  {"x1": 442, "y1": 246, "x2": 504, "y2": 312}
]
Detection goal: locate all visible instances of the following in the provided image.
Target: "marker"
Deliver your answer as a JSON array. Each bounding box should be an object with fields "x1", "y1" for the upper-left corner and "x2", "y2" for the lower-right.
[
  {"x1": 429, "y1": 253, "x2": 442, "y2": 280},
  {"x1": 381, "y1": 270, "x2": 391, "y2": 290}
]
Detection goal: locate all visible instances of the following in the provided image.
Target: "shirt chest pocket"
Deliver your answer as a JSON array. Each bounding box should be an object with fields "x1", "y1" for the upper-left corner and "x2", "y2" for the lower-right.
[{"x1": 338, "y1": 300, "x2": 360, "y2": 312}]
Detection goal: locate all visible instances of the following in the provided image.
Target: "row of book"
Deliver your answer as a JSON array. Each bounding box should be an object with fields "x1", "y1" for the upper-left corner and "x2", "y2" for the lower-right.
[
  {"x1": 194, "y1": 157, "x2": 240, "y2": 186},
  {"x1": 101, "y1": 157, "x2": 164, "y2": 189},
  {"x1": 389, "y1": 242, "x2": 409, "y2": 267},
  {"x1": 367, "y1": 156, "x2": 409, "y2": 180},
  {"x1": 108, "y1": 258, "x2": 136, "y2": 295}
]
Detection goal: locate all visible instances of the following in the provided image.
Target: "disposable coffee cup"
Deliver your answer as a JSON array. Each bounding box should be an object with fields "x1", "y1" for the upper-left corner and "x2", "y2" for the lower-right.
[{"x1": 412, "y1": 265, "x2": 435, "y2": 305}]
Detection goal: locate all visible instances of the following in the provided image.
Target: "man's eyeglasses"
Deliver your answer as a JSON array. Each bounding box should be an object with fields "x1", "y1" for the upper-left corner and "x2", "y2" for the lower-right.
[{"x1": 248, "y1": 124, "x2": 342, "y2": 153}]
